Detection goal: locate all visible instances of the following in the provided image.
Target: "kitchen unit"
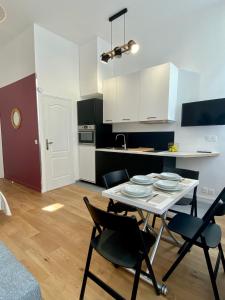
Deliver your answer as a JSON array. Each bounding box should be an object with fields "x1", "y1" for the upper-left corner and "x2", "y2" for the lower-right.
[
  {"x1": 95, "y1": 150, "x2": 175, "y2": 186},
  {"x1": 103, "y1": 62, "x2": 178, "y2": 123},
  {"x1": 95, "y1": 148, "x2": 219, "y2": 186},
  {"x1": 95, "y1": 131, "x2": 175, "y2": 186},
  {"x1": 78, "y1": 99, "x2": 112, "y2": 183}
]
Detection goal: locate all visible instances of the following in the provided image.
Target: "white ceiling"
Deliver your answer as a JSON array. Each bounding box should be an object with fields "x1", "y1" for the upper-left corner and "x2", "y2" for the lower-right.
[{"x1": 0, "y1": 0, "x2": 222, "y2": 47}]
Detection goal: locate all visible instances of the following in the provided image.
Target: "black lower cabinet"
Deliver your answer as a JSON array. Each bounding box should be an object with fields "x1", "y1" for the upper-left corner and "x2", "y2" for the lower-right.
[{"x1": 96, "y1": 151, "x2": 176, "y2": 187}]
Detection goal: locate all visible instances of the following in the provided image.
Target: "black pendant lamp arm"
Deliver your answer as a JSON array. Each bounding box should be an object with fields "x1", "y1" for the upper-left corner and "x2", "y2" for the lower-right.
[{"x1": 109, "y1": 8, "x2": 128, "y2": 22}]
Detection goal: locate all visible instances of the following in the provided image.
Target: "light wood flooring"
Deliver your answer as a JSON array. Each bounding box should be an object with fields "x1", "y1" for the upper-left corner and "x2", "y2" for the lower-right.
[{"x1": 0, "y1": 179, "x2": 224, "y2": 300}]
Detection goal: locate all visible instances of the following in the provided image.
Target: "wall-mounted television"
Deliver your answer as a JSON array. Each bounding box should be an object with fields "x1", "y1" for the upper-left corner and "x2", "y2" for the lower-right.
[{"x1": 181, "y1": 98, "x2": 225, "y2": 126}]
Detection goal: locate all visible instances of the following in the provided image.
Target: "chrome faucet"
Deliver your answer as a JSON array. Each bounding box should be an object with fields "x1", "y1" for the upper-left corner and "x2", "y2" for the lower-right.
[{"x1": 115, "y1": 134, "x2": 127, "y2": 150}]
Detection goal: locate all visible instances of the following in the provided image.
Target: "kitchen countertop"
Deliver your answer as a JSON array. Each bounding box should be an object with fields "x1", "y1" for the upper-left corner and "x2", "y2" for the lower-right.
[{"x1": 95, "y1": 148, "x2": 220, "y2": 158}]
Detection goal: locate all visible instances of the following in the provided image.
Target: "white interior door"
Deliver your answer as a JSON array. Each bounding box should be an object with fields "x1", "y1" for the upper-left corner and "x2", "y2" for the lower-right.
[{"x1": 41, "y1": 95, "x2": 75, "y2": 191}]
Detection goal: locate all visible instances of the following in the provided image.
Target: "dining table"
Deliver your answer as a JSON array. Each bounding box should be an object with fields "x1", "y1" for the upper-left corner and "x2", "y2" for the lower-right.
[{"x1": 102, "y1": 173, "x2": 199, "y2": 295}]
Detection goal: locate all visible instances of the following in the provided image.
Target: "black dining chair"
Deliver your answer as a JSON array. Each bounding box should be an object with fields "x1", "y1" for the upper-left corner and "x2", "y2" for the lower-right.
[
  {"x1": 162, "y1": 187, "x2": 225, "y2": 300},
  {"x1": 152, "y1": 167, "x2": 199, "y2": 228},
  {"x1": 80, "y1": 197, "x2": 160, "y2": 300},
  {"x1": 102, "y1": 169, "x2": 138, "y2": 215}
]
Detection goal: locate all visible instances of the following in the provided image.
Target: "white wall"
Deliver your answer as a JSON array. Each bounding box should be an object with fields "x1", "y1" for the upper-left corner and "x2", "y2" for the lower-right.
[
  {"x1": 0, "y1": 26, "x2": 35, "y2": 178},
  {"x1": 34, "y1": 25, "x2": 80, "y2": 190},
  {"x1": 79, "y1": 36, "x2": 113, "y2": 98},
  {"x1": 112, "y1": 4, "x2": 225, "y2": 201},
  {"x1": 34, "y1": 24, "x2": 79, "y2": 100},
  {"x1": 0, "y1": 26, "x2": 35, "y2": 88}
]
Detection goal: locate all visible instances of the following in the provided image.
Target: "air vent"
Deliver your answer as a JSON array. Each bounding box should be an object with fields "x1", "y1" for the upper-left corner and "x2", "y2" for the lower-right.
[{"x1": 0, "y1": 5, "x2": 6, "y2": 23}]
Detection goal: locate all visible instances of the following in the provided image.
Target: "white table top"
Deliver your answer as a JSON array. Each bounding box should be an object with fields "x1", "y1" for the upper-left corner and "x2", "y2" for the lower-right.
[{"x1": 102, "y1": 173, "x2": 199, "y2": 215}]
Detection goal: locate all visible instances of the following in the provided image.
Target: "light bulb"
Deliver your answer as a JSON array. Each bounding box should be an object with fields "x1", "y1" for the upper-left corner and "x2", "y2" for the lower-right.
[
  {"x1": 128, "y1": 40, "x2": 140, "y2": 55},
  {"x1": 130, "y1": 43, "x2": 140, "y2": 54}
]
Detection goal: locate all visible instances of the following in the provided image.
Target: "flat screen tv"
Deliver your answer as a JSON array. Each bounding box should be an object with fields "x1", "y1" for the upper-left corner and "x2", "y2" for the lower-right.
[{"x1": 181, "y1": 98, "x2": 225, "y2": 126}]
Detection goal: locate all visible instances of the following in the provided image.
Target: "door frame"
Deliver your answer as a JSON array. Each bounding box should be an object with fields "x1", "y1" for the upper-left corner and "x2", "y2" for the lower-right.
[{"x1": 36, "y1": 90, "x2": 78, "y2": 192}]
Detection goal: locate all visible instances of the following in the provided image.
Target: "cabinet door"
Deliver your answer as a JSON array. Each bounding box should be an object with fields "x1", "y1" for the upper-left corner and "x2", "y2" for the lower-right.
[
  {"x1": 139, "y1": 63, "x2": 177, "y2": 122},
  {"x1": 117, "y1": 72, "x2": 140, "y2": 122},
  {"x1": 79, "y1": 145, "x2": 96, "y2": 183},
  {"x1": 77, "y1": 100, "x2": 95, "y2": 125},
  {"x1": 103, "y1": 78, "x2": 117, "y2": 123}
]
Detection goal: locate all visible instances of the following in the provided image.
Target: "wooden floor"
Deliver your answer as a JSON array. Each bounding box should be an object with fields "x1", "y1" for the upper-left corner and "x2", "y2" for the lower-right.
[{"x1": 0, "y1": 179, "x2": 224, "y2": 300}]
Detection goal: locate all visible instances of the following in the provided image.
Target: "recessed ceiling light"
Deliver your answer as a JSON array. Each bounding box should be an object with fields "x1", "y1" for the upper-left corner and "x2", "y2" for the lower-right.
[{"x1": 0, "y1": 5, "x2": 6, "y2": 24}]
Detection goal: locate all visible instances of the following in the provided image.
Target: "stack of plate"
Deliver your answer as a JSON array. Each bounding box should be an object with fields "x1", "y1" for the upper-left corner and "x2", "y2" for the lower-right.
[
  {"x1": 154, "y1": 180, "x2": 183, "y2": 192},
  {"x1": 121, "y1": 184, "x2": 153, "y2": 198},
  {"x1": 130, "y1": 175, "x2": 153, "y2": 185},
  {"x1": 159, "y1": 172, "x2": 182, "y2": 181}
]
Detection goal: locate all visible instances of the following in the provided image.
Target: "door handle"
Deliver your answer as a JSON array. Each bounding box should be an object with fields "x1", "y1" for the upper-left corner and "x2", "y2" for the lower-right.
[{"x1": 46, "y1": 139, "x2": 53, "y2": 150}]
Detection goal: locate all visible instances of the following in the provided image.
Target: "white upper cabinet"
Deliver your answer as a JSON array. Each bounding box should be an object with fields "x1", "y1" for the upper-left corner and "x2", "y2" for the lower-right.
[
  {"x1": 103, "y1": 78, "x2": 117, "y2": 123},
  {"x1": 102, "y1": 62, "x2": 178, "y2": 123},
  {"x1": 139, "y1": 63, "x2": 178, "y2": 122},
  {"x1": 79, "y1": 37, "x2": 113, "y2": 98},
  {"x1": 117, "y1": 72, "x2": 140, "y2": 122}
]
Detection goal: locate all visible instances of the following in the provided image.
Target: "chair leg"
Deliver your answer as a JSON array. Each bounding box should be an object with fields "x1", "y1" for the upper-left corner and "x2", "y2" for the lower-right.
[
  {"x1": 80, "y1": 228, "x2": 96, "y2": 300},
  {"x1": 218, "y1": 243, "x2": 225, "y2": 272},
  {"x1": 177, "y1": 241, "x2": 192, "y2": 255},
  {"x1": 107, "y1": 200, "x2": 114, "y2": 212},
  {"x1": 203, "y1": 247, "x2": 220, "y2": 300},
  {"x1": 79, "y1": 242, "x2": 93, "y2": 300},
  {"x1": 191, "y1": 189, "x2": 198, "y2": 217},
  {"x1": 191, "y1": 200, "x2": 197, "y2": 217},
  {"x1": 152, "y1": 214, "x2": 157, "y2": 228},
  {"x1": 163, "y1": 242, "x2": 192, "y2": 282},
  {"x1": 131, "y1": 259, "x2": 142, "y2": 300},
  {"x1": 177, "y1": 241, "x2": 187, "y2": 255},
  {"x1": 145, "y1": 256, "x2": 160, "y2": 295}
]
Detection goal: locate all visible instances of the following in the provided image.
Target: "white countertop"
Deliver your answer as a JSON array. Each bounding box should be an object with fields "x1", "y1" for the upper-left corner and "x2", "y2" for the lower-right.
[{"x1": 96, "y1": 148, "x2": 220, "y2": 158}]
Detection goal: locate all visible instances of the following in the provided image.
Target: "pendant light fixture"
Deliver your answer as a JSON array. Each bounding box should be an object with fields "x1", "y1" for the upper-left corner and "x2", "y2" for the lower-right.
[{"x1": 101, "y1": 8, "x2": 140, "y2": 64}]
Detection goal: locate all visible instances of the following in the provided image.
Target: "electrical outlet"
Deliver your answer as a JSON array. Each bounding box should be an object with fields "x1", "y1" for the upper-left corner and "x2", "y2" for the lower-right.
[
  {"x1": 201, "y1": 187, "x2": 208, "y2": 194},
  {"x1": 208, "y1": 188, "x2": 215, "y2": 196},
  {"x1": 211, "y1": 135, "x2": 218, "y2": 142},
  {"x1": 205, "y1": 135, "x2": 218, "y2": 142}
]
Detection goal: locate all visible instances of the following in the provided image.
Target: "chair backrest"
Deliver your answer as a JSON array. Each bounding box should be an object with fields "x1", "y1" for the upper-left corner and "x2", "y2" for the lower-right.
[
  {"x1": 191, "y1": 188, "x2": 225, "y2": 243},
  {"x1": 213, "y1": 187, "x2": 225, "y2": 216},
  {"x1": 163, "y1": 167, "x2": 199, "y2": 180},
  {"x1": 84, "y1": 197, "x2": 143, "y2": 247},
  {"x1": 203, "y1": 187, "x2": 225, "y2": 220},
  {"x1": 102, "y1": 169, "x2": 130, "y2": 189},
  {"x1": 214, "y1": 203, "x2": 225, "y2": 216}
]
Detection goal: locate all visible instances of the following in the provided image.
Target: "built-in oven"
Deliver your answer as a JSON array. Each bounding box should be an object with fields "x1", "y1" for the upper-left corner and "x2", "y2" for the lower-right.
[{"x1": 78, "y1": 125, "x2": 96, "y2": 145}]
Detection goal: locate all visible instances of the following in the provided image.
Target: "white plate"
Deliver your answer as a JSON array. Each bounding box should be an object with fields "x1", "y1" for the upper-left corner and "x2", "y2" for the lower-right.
[
  {"x1": 154, "y1": 182, "x2": 183, "y2": 192},
  {"x1": 159, "y1": 172, "x2": 182, "y2": 181},
  {"x1": 121, "y1": 187, "x2": 153, "y2": 198},
  {"x1": 132, "y1": 175, "x2": 152, "y2": 183},
  {"x1": 155, "y1": 180, "x2": 178, "y2": 189},
  {"x1": 123, "y1": 184, "x2": 148, "y2": 196},
  {"x1": 130, "y1": 178, "x2": 154, "y2": 185}
]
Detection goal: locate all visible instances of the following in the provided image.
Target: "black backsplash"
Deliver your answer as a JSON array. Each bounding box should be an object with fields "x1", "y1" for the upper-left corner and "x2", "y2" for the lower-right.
[{"x1": 113, "y1": 131, "x2": 174, "y2": 151}]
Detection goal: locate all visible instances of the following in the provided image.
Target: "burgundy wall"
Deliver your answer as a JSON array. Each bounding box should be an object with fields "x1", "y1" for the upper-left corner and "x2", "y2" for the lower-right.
[{"x1": 0, "y1": 74, "x2": 41, "y2": 191}]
